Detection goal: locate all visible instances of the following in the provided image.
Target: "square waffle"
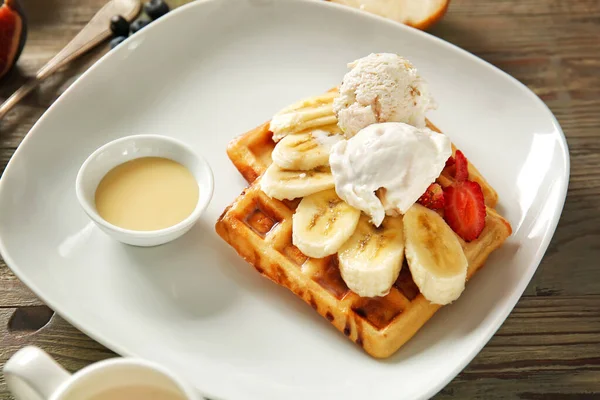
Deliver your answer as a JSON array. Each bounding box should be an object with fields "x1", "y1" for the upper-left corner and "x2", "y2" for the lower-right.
[{"x1": 216, "y1": 117, "x2": 512, "y2": 358}]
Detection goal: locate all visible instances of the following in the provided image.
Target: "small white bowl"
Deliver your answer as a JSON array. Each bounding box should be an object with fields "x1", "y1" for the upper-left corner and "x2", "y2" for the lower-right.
[{"x1": 75, "y1": 135, "x2": 214, "y2": 247}]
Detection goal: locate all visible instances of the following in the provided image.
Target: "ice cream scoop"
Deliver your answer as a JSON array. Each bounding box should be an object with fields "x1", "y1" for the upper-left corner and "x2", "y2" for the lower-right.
[{"x1": 333, "y1": 53, "x2": 435, "y2": 138}]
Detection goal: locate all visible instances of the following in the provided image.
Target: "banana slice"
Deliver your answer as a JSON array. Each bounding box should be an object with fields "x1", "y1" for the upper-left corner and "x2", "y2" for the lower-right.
[
  {"x1": 292, "y1": 189, "x2": 361, "y2": 258},
  {"x1": 270, "y1": 92, "x2": 338, "y2": 141},
  {"x1": 260, "y1": 164, "x2": 334, "y2": 200},
  {"x1": 338, "y1": 215, "x2": 405, "y2": 297},
  {"x1": 404, "y1": 203, "x2": 468, "y2": 305},
  {"x1": 272, "y1": 127, "x2": 344, "y2": 170},
  {"x1": 276, "y1": 91, "x2": 338, "y2": 114}
]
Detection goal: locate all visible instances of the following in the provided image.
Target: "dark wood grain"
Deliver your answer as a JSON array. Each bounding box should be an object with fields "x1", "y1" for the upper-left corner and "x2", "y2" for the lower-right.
[
  {"x1": 1, "y1": 0, "x2": 599, "y2": 399},
  {"x1": 0, "y1": 308, "x2": 116, "y2": 395}
]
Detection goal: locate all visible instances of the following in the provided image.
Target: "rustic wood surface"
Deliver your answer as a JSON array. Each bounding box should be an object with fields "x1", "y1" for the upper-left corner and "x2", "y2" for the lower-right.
[{"x1": 0, "y1": 0, "x2": 599, "y2": 399}]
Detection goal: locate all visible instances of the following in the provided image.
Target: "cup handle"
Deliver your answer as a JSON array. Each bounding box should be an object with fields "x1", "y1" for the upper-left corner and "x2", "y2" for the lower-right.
[{"x1": 3, "y1": 346, "x2": 72, "y2": 400}]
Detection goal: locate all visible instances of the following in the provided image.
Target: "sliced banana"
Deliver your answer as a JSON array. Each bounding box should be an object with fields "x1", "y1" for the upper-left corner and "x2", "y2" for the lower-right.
[
  {"x1": 272, "y1": 127, "x2": 344, "y2": 170},
  {"x1": 260, "y1": 163, "x2": 334, "y2": 200},
  {"x1": 404, "y1": 203, "x2": 468, "y2": 305},
  {"x1": 269, "y1": 92, "x2": 338, "y2": 141},
  {"x1": 274, "y1": 91, "x2": 338, "y2": 115},
  {"x1": 292, "y1": 189, "x2": 361, "y2": 258},
  {"x1": 338, "y1": 215, "x2": 405, "y2": 298}
]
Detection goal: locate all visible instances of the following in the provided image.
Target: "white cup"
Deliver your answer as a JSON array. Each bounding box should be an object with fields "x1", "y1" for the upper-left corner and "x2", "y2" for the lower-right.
[{"x1": 3, "y1": 346, "x2": 201, "y2": 400}]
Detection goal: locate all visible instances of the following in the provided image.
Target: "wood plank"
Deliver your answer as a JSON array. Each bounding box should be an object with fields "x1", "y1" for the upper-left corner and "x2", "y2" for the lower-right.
[
  {"x1": 438, "y1": 297, "x2": 600, "y2": 398},
  {"x1": 450, "y1": 0, "x2": 600, "y2": 16},
  {"x1": 0, "y1": 308, "x2": 116, "y2": 397},
  {"x1": 431, "y1": 0, "x2": 600, "y2": 59},
  {"x1": 0, "y1": 261, "x2": 42, "y2": 307},
  {"x1": 0, "y1": 297, "x2": 598, "y2": 399}
]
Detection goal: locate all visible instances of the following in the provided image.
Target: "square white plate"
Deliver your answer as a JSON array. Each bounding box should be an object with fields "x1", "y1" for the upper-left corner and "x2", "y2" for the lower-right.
[{"x1": 0, "y1": 1, "x2": 569, "y2": 399}]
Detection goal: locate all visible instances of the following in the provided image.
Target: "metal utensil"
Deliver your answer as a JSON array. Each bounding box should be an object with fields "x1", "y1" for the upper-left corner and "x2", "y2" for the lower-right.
[{"x1": 0, "y1": 0, "x2": 141, "y2": 120}]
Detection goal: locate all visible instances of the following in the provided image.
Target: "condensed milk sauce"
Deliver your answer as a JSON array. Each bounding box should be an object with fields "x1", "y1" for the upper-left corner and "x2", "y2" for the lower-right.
[
  {"x1": 86, "y1": 385, "x2": 186, "y2": 400},
  {"x1": 95, "y1": 157, "x2": 199, "y2": 231}
]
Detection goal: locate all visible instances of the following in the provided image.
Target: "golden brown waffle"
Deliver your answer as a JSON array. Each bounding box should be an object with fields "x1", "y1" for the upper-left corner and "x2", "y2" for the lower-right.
[{"x1": 216, "y1": 119, "x2": 512, "y2": 358}]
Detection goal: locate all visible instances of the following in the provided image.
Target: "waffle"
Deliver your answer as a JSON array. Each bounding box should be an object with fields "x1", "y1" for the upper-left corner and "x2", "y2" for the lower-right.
[{"x1": 216, "y1": 118, "x2": 512, "y2": 358}]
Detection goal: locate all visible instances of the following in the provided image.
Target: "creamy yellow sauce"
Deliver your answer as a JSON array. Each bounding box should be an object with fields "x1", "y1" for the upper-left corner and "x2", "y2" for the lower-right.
[
  {"x1": 86, "y1": 386, "x2": 185, "y2": 400},
  {"x1": 95, "y1": 157, "x2": 199, "y2": 231}
]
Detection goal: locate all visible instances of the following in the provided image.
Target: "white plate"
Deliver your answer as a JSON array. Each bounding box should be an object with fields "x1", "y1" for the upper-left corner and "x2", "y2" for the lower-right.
[{"x1": 0, "y1": 1, "x2": 569, "y2": 399}]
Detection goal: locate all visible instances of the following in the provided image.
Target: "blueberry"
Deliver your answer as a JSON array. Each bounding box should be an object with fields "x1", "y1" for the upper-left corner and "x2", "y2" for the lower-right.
[
  {"x1": 144, "y1": 0, "x2": 170, "y2": 20},
  {"x1": 110, "y1": 15, "x2": 129, "y2": 37},
  {"x1": 130, "y1": 18, "x2": 150, "y2": 34},
  {"x1": 109, "y1": 36, "x2": 127, "y2": 49}
]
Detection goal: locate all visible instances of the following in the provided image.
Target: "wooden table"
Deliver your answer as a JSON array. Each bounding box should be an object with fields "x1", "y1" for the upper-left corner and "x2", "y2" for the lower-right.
[{"x1": 1, "y1": 0, "x2": 599, "y2": 398}]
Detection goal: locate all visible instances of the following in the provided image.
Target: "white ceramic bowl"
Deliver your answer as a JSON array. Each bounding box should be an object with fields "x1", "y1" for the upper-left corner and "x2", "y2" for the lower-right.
[{"x1": 75, "y1": 135, "x2": 214, "y2": 247}]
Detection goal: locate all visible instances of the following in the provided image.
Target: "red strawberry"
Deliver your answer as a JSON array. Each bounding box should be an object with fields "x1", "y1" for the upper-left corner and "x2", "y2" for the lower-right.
[
  {"x1": 443, "y1": 180, "x2": 486, "y2": 241},
  {"x1": 445, "y1": 155, "x2": 455, "y2": 168},
  {"x1": 418, "y1": 183, "x2": 445, "y2": 210},
  {"x1": 454, "y1": 150, "x2": 469, "y2": 182}
]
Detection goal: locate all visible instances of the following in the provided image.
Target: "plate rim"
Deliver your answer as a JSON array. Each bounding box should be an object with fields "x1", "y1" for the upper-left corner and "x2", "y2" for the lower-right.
[{"x1": 0, "y1": 0, "x2": 570, "y2": 399}]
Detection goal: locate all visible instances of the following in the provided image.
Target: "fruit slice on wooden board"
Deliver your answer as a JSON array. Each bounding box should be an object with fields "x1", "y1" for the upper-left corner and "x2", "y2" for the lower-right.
[
  {"x1": 329, "y1": 0, "x2": 449, "y2": 30},
  {"x1": 0, "y1": 0, "x2": 27, "y2": 79}
]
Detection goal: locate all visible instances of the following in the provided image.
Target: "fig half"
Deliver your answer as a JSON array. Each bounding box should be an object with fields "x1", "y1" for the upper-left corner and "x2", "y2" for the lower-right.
[{"x1": 0, "y1": 0, "x2": 27, "y2": 79}]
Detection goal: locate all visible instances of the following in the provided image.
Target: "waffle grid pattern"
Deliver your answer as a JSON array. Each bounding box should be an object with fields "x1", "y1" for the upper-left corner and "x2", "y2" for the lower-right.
[{"x1": 216, "y1": 120, "x2": 512, "y2": 358}]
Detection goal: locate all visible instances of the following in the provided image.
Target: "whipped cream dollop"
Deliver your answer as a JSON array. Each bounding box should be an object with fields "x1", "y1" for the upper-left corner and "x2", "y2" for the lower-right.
[
  {"x1": 329, "y1": 122, "x2": 452, "y2": 226},
  {"x1": 333, "y1": 53, "x2": 435, "y2": 138}
]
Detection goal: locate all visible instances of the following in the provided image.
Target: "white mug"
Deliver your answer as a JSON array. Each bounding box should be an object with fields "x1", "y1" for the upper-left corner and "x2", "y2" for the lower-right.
[{"x1": 3, "y1": 346, "x2": 201, "y2": 400}]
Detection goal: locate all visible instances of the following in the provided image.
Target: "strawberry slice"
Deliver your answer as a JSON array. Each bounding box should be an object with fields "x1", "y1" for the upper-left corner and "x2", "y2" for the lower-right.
[
  {"x1": 443, "y1": 180, "x2": 486, "y2": 241},
  {"x1": 417, "y1": 183, "x2": 444, "y2": 210},
  {"x1": 454, "y1": 150, "x2": 469, "y2": 182},
  {"x1": 443, "y1": 156, "x2": 456, "y2": 178}
]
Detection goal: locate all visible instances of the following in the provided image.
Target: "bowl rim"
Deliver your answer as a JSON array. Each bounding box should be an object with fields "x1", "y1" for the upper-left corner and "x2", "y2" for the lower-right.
[{"x1": 75, "y1": 134, "x2": 214, "y2": 238}]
